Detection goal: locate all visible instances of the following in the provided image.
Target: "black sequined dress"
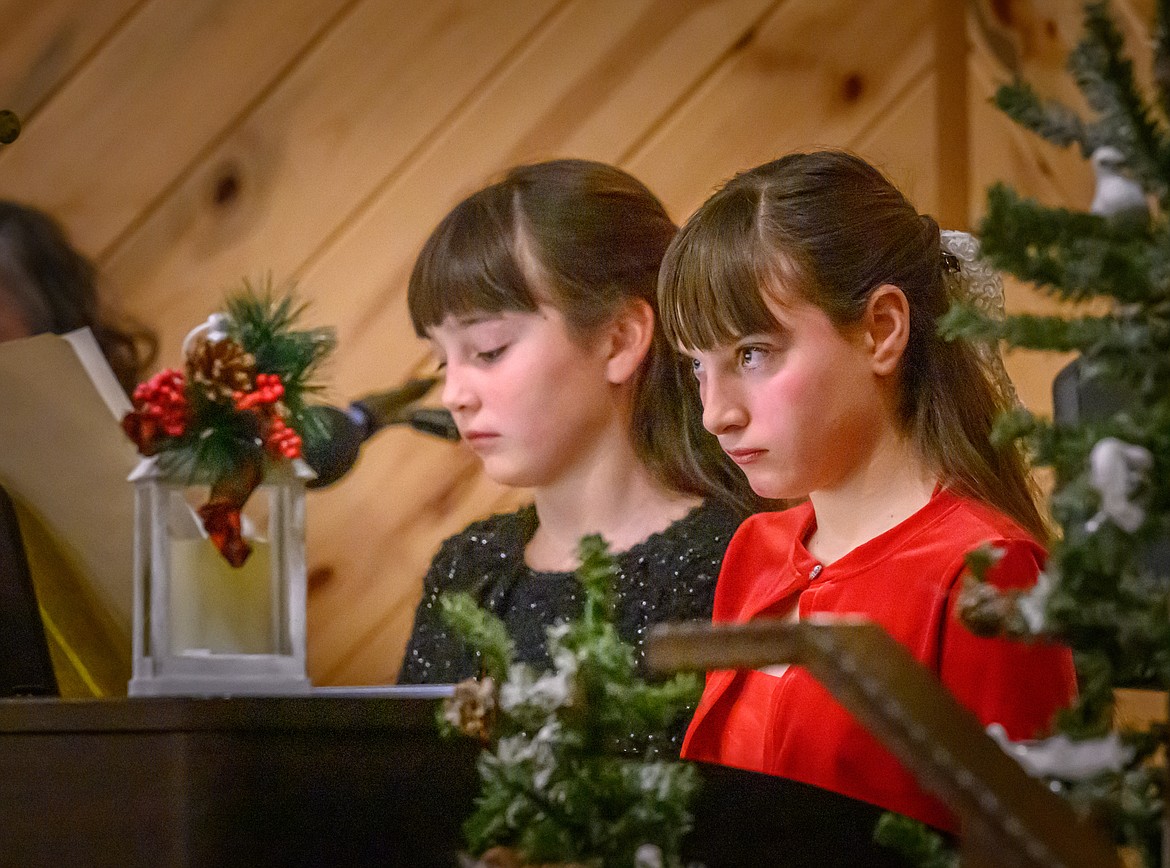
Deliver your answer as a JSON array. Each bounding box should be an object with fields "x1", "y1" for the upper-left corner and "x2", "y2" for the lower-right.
[{"x1": 398, "y1": 499, "x2": 742, "y2": 684}]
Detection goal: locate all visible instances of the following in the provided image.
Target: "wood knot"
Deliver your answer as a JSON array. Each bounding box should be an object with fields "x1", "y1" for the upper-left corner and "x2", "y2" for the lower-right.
[
  {"x1": 307, "y1": 564, "x2": 335, "y2": 592},
  {"x1": 731, "y1": 25, "x2": 756, "y2": 53},
  {"x1": 842, "y1": 73, "x2": 864, "y2": 103},
  {"x1": 211, "y1": 166, "x2": 242, "y2": 207}
]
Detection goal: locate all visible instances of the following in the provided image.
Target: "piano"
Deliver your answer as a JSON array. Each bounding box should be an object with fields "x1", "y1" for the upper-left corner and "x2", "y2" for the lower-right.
[{"x1": 0, "y1": 693, "x2": 914, "y2": 867}]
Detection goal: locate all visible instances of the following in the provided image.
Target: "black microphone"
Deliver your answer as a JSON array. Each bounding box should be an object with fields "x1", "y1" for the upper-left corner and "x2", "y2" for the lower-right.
[
  {"x1": 0, "y1": 111, "x2": 20, "y2": 145},
  {"x1": 302, "y1": 377, "x2": 460, "y2": 488}
]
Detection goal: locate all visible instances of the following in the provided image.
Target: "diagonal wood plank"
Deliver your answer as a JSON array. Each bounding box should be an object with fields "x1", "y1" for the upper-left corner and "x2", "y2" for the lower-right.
[
  {"x1": 0, "y1": 0, "x2": 140, "y2": 118},
  {"x1": 0, "y1": 0, "x2": 354, "y2": 256},
  {"x1": 626, "y1": 0, "x2": 934, "y2": 220},
  {"x1": 100, "y1": 0, "x2": 565, "y2": 389},
  {"x1": 852, "y1": 73, "x2": 939, "y2": 222}
]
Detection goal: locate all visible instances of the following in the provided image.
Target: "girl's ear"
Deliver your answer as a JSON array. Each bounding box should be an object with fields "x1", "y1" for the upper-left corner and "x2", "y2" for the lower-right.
[
  {"x1": 604, "y1": 297, "x2": 655, "y2": 385},
  {"x1": 864, "y1": 284, "x2": 910, "y2": 376}
]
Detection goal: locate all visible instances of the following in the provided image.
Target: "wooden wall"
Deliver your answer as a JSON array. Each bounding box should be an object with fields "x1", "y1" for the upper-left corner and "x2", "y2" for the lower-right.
[{"x1": 0, "y1": 0, "x2": 1150, "y2": 686}]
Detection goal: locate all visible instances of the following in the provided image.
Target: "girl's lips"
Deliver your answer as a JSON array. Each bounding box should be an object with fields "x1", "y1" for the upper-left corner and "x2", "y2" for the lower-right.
[
  {"x1": 463, "y1": 431, "x2": 500, "y2": 447},
  {"x1": 725, "y1": 448, "x2": 766, "y2": 465}
]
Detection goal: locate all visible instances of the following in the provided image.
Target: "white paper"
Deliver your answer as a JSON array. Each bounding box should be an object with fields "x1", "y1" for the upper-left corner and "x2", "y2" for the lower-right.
[{"x1": 0, "y1": 329, "x2": 137, "y2": 638}]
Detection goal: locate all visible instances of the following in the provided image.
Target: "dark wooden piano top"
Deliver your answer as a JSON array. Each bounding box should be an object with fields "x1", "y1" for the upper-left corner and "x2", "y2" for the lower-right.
[{"x1": 0, "y1": 695, "x2": 912, "y2": 868}]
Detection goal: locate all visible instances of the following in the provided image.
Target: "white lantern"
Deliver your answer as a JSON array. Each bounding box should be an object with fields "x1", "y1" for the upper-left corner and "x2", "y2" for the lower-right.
[{"x1": 127, "y1": 456, "x2": 313, "y2": 696}]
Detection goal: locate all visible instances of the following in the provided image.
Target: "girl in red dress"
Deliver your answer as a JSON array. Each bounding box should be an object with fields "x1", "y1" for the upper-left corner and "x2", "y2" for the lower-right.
[{"x1": 657, "y1": 150, "x2": 1076, "y2": 832}]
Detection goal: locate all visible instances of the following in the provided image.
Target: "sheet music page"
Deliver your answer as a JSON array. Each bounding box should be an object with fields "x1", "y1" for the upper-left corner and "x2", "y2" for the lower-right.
[{"x1": 0, "y1": 329, "x2": 137, "y2": 637}]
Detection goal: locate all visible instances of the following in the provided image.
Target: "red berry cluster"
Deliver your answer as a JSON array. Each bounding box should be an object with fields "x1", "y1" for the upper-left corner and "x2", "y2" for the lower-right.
[
  {"x1": 232, "y1": 372, "x2": 302, "y2": 459},
  {"x1": 132, "y1": 369, "x2": 191, "y2": 436},
  {"x1": 234, "y1": 372, "x2": 285, "y2": 411},
  {"x1": 130, "y1": 367, "x2": 189, "y2": 437},
  {"x1": 122, "y1": 369, "x2": 192, "y2": 454},
  {"x1": 264, "y1": 415, "x2": 303, "y2": 460}
]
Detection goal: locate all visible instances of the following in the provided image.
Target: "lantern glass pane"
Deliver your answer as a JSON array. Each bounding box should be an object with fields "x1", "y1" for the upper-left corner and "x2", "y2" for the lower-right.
[{"x1": 164, "y1": 485, "x2": 276, "y2": 655}]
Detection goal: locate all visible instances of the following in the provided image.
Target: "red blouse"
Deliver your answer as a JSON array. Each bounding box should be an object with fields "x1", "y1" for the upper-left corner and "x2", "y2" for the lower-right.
[{"x1": 681, "y1": 488, "x2": 1077, "y2": 832}]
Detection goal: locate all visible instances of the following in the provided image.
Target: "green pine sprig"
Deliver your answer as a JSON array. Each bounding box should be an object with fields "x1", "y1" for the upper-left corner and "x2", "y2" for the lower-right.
[
  {"x1": 873, "y1": 813, "x2": 957, "y2": 868},
  {"x1": 224, "y1": 278, "x2": 336, "y2": 386},
  {"x1": 157, "y1": 402, "x2": 261, "y2": 484},
  {"x1": 439, "y1": 592, "x2": 516, "y2": 683},
  {"x1": 1070, "y1": 1, "x2": 1170, "y2": 197},
  {"x1": 993, "y1": 79, "x2": 1097, "y2": 156},
  {"x1": 978, "y1": 185, "x2": 1157, "y2": 303},
  {"x1": 223, "y1": 278, "x2": 337, "y2": 451},
  {"x1": 438, "y1": 534, "x2": 703, "y2": 868},
  {"x1": 952, "y1": 2, "x2": 1170, "y2": 861}
]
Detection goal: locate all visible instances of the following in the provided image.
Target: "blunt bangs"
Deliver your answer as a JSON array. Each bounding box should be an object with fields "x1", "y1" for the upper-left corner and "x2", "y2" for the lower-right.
[
  {"x1": 659, "y1": 185, "x2": 784, "y2": 352},
  {"x1": 407, "y1": 187, "x2": 538, "y2": 336}
]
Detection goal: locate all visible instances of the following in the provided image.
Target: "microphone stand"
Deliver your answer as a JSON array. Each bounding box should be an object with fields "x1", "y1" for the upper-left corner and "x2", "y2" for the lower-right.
[{"x1": 302, "y1": 377, "x2": 459, "y2": 488}]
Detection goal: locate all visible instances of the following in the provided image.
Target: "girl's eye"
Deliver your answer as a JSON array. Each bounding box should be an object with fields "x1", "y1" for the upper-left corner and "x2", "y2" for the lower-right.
[
  {"x1": 739, "y1": 346, "x2": 766, "y2": 369},
  {"x1": 475, "y1": 345, "x2": 507, "y2": 364},
  {"x1": 690, "y1": 357, "x2": 704, "y2": 376}
]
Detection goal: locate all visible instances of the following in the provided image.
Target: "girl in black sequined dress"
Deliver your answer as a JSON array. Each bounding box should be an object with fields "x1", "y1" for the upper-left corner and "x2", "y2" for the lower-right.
[{"x1": 398, "y1": 159, "x2": 758, "y2": 684}]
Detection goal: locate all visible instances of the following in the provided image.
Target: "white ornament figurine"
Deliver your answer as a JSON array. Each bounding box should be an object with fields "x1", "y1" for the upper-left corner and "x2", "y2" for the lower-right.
[
  {"x1": 987, "y1": 723, "x2": 1134, "y2": 781},
  {"x1": 1085, "y1": 436, "x2": 1154, "y2": 534},
  {"x1": 1016, "y1": 570, "x2": 1056, "y2": 634},
  {"x1": 1089, "y1": 146, "x2": 1149, "y2": 227},
  {"x1": 634, "y1": 844, "x2": 664, "y2": 868}
]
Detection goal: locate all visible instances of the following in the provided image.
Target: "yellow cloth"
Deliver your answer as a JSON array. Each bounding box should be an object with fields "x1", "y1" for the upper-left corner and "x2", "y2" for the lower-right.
[{"x1": 12, "y1": 499, "x2": 129, "y2": 697}]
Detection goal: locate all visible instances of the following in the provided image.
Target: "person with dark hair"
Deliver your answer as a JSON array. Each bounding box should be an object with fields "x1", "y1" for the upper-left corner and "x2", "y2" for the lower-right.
[
  {"x1": 398, "y1": 159, "x2": 759, "y2": 684},
  {"x1": 0, "y1": 200, "x2": 155, "y2": 392},
  {"x1": 658, "y1": 150, "x2": 1076, "y2": 832},
  {"x1": 0, "y1": 201, "x2": 156, "y2": 698}
]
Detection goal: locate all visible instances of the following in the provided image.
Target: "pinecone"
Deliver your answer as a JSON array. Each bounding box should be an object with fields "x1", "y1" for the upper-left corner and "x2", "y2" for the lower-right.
[
  {"x1": 186, "y1": 336, "x2": 255, "y2": 402},
  {"x1": 443, "y1": 677, "x2": 497, "y2": 743}
]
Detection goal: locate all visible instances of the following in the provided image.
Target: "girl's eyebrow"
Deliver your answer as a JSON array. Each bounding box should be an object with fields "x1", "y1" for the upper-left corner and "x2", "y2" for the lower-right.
[
  {"x1": 735, "y1": 328, "x2": 785, "y2": 344},
  {"x1": 453, "y1": 313, "x2": 496, "y2": 327},
  {"x1": 455, "y1": 309, "x2": 542, "y2": 327}
]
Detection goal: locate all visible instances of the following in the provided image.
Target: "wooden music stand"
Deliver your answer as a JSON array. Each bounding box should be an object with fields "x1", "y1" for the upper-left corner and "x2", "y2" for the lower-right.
[{"x1": 647, "y1": 619, "x2": 1120, "y2": 868}]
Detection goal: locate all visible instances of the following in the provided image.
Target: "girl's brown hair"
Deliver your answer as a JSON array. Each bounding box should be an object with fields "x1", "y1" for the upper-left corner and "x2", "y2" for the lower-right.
[
  {"x1": 0, "y1": 200, "x2": 156, "y2": 394},
  {"x1": 658, "y1": 150, "x2": 1047, "y2": 541},
  {"x1": 408, "y1": 158, "x2": 758, "y2": 516}
]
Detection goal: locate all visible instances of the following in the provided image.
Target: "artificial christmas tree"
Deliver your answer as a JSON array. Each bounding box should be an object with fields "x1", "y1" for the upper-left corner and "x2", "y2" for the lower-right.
[{"x1": 941, "y1": 1, "x2": 1170, "y2": 863}]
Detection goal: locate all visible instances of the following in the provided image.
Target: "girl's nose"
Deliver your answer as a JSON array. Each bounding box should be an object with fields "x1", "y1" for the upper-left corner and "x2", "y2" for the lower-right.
[
  {"x1": 701, "y1": 375, "x2": 747, "y2": 435},
  {"x1": 440, "y1": 365, "x2": 477, "y2": 413}
]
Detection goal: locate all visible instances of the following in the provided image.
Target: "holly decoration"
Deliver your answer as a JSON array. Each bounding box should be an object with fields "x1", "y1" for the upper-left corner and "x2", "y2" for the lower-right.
[{"x1": 122, "y1": 281, "x2": 335, "y2": 567}]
